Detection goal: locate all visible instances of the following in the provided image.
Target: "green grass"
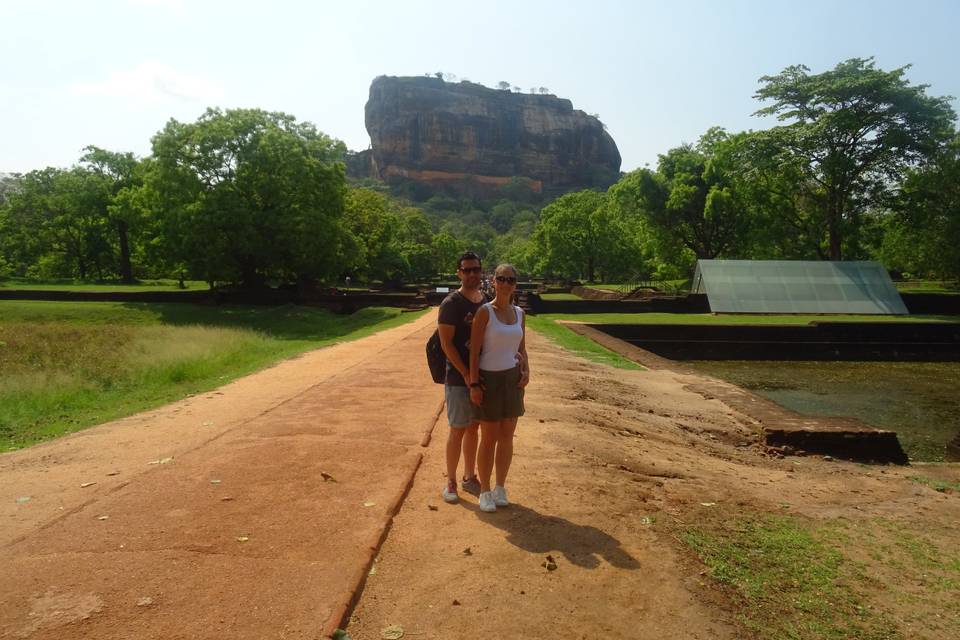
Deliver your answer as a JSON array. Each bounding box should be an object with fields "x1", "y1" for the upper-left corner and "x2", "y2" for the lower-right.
[
  {"x1": 525, "y1": 315, "x2": 643, "y2": 370},
  {"x1": 0, "y1": 277, "x2": 210, "y2": 292},
  {"x1": 895, "y1": 280, "x2": 960, "y2": 294},
  {"x1": 533, "y1": 312, "x2": 959, "y2": 325},
  {"x1": 908, "y1": 476, "x2": 960, "y2": 493},
  {"x1": 0, "y1": 301, "x2": 426, "y2": 450},
  {"x1": 539, "y1": 293, "x2": 584, "y2": 300},
  {"x1": 680, "y1": 511, "x2": 899, "y2": 639},
  {"x1": 680, "y1": 509, "x2": 960, "y2": 639},
  {"x1": 583, "y1": 283, "x2": 626, "y2": 291}
]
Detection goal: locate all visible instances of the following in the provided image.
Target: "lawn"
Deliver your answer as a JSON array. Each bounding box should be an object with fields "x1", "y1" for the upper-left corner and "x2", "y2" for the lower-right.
[
  {"x1": 0, "y1": 301, "x2": 426, "y2": 450},
  {"x1": 525, "y1": 315, "x2": 643, "y2": 370},
  {"x1": 533, "y1": 312, "x2": 960, "y2": 325},
  {"x1": 895, "y1": 280, "x2": 960, "y2": 294},
  {"x1": 679, "y1": 506, "x2": 959, "y2": 639},
  {"x1": 0, "y1": 277, "x2": 210, "y2": 292},
  {"x1": 538, "y1": 293, "x2": 584, "y2": 300}
]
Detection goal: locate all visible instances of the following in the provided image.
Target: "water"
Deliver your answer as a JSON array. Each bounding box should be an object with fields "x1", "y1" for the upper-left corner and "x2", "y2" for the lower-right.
[{"x1": 687, "y1": 360, "x2": 960, "y2": 462}]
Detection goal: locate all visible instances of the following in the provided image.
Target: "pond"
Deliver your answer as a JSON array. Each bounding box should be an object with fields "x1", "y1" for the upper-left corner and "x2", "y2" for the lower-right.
[{"x1": 687, "y1": 360, "x2": 960, "y2": 462}]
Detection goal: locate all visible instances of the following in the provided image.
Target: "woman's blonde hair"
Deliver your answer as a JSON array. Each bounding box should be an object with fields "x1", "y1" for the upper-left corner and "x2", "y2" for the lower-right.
[{"x1": 494, "y1": 263, "x2": 517, "y2": 278}]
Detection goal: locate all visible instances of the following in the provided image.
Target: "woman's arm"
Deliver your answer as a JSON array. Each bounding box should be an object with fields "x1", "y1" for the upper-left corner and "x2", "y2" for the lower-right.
[
  {"x1": 469, "y1": 306, "x2": 489, "y2": 406},
  {"x1": 518, "y1": 311, "x2": 529, "y2": 388}
]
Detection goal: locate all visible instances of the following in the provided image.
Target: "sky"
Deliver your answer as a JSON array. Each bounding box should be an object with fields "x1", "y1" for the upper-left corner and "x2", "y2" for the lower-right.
[{"x1": 1, "y1": 0, "x2": 959, "y2": 175}]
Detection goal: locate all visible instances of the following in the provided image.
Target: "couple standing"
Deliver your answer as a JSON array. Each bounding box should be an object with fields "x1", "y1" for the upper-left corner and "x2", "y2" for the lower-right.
[{"x1": 437, "y1": 251, "x2": 529, "y2": 513}]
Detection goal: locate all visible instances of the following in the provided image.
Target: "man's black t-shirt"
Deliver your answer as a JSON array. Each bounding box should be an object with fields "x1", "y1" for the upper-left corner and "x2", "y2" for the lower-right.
[{"x1": 437, "y1": 290, "x2": 484, "y2": 386}]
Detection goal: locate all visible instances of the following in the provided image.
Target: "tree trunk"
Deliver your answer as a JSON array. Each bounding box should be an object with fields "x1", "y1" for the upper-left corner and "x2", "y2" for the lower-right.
[
  {"x1": 117, "y1": 219, "x2": 133, "y2": 283},
  {"x1": 828, "y1": 197, "x2": 843, "y2": 261},
  {"x1": 240, "y1": 261, "x2": 259, "y2": 289}
]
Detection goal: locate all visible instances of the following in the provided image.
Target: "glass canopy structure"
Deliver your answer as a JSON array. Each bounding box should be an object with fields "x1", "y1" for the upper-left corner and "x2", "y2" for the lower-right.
[{"x1": 692, "y1": 260, "x2": 908, "y2": 314}]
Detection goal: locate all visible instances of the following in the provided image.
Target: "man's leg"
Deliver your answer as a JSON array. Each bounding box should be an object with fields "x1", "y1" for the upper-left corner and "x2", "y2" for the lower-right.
[
  {"x1": 462, "y1": 422, "x2": 479, "y2": 479},
  {"x1": 459, "y1": 422, "x2": 480, "y2": 495},
  {"x1": 445, "y1": 426, "x2": 466, "y2": 485},
  {"x1": 442, "y1": 385, "x2": 471, "y2": 503}
]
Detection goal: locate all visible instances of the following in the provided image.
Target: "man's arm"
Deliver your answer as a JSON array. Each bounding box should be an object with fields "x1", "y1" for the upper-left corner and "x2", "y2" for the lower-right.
[{"x1": 437, "y1": 323, "x2": 468, "y2": 380}]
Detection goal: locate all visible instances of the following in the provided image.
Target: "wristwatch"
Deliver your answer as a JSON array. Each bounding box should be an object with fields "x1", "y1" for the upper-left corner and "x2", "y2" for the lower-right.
[{"x1": 469, "y1": 382, "x2": 481, "y2": 388}]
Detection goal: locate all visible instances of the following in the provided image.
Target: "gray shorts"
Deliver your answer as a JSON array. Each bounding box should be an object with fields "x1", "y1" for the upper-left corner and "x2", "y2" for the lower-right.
[{"x1": 445, "y1": 385, "x2": 477, "y2": 428}]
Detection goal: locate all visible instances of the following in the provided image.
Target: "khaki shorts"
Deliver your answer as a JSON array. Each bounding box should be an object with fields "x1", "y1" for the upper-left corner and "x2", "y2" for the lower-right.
[{"x1": 472, "y1": 366, "x2": 525, "y2": 422}]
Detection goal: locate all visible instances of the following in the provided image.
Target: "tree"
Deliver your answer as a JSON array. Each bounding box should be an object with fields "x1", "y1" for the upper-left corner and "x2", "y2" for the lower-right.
[
  {"x1": 609, "y1": 128, "x2": 754, "y2": 263},
  {"x1": 497, "y1": 81, "x2": 511, "y2": 91},
  {"x1": 531, "y1": 190, "x2": 639, "y2": 281},
  {"x1": 342, "y1": 187, "x2": 440, "y2": 284},
  {"x1": 538, "y1": 87, "x2": 549, "y2": 95},
  {"x1": 881, "y1": 132, "x2": 960, "y2": 279},
  {"x1": 149, "y1": 108, "x2": 347, "y2": 287},
  {"x1": 79, "y1": 146, "x2": 142, "y2": 282},
  {"x1": 754, "y1": 57, "x2": 956, "y2": 260},
  {"x1": 2, "y1": 167, "x2": 112, "y2": 279},
  {"x1": 430, "y1": 231, "x2": 463, "y2": 275}
]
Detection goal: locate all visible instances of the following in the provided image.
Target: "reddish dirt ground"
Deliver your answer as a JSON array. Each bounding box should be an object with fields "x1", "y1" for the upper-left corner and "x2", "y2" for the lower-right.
[
  {"x1": 3, "y1": 309, "x2": 958, "y2": 639},
  {"x1": 0, "y1": 312, "x2": 441, "y2": 639},
  {"x1": 345, "y1": 327, "x2": 960, "y2": 640}
]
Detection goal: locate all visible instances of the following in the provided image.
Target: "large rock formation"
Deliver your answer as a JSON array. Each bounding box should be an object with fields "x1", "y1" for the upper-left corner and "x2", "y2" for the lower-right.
[{"x1": 363, "y1": 76, "x2": 621, "y2": 194}]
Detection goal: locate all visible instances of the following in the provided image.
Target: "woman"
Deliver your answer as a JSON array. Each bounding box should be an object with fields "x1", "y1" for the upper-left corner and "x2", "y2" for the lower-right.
[{"x1": 468, "y1": 264, "x2": 530, "y2": 513}]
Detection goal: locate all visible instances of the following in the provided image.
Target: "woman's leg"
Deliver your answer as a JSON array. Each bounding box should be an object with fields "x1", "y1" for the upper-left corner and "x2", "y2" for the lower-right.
[
  {"x1": 494, "y1": 417, "x2": 518, "y2": 487},
  {"x1": 477, "y1": 420, "x2": 500, "y2": 493}
]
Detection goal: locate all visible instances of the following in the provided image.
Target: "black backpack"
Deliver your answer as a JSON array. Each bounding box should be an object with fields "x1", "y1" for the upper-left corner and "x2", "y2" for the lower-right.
[{"x1": 426, "y1": 329, "x2": 447, "y2": 384}]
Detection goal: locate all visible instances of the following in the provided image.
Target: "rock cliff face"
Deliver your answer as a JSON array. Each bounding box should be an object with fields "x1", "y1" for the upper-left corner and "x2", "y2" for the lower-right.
[{"x1": 364, "y1": 76, "x2": 621, "y2": 193}]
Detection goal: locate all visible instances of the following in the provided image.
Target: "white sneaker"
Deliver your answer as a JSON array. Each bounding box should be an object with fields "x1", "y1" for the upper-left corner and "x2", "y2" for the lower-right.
[
  {"x1": 478, "y1": 491, "x2": 497, "y2": 512},
  {"x1": 492, "y1": 485, "x2": 509, "y2": 507},
  {"x1": 442, "y1": 481, "x2": 458, "y2": 504}
]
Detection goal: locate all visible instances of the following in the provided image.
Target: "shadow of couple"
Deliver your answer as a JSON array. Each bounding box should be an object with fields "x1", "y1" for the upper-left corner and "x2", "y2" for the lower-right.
[{"x1": 466, "y1": 501, "x2": 641, "y2": 570}]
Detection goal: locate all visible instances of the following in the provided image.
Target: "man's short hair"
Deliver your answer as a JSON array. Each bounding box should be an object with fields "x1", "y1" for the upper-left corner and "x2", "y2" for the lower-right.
[{"x1": 457, "y1": 251, "x2": 481, "y2": 270}]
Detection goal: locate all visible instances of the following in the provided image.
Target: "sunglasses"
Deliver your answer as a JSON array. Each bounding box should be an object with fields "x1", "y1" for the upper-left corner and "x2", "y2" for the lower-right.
[
  {"x1": 495, "y1": 276, "x2": 517, "y2": 284},
  {"x1": 459, "y1": 266, "x2": 482, "y2": 274}
]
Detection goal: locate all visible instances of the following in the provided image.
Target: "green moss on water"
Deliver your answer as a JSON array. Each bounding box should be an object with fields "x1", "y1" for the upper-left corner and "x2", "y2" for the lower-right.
[{"x1": 688, "y1": 360, "x2": 960, "y2": 462}]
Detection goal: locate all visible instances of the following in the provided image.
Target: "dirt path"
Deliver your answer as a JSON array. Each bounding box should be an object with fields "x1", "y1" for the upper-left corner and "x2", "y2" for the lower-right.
[
  {"x1": 346, "y1": 328, "x2": 960, "y2": 640},
  {"x1": 3, "y1": 310, "x2": 958, "y2": 639},
  {"x1": 0, "y1": 310, "x2": 442, "y2": 639}
]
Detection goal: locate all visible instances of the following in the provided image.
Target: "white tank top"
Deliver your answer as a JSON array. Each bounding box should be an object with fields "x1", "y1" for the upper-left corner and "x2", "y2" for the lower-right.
[{"x1": 479, "y1": 302, "x2": 524, "y2": 371}]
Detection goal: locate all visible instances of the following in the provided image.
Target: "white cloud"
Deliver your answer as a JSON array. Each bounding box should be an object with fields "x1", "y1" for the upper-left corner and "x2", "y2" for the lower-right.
[{"x1": 68, "y1": 61, "x2": 224, "y2": 104}]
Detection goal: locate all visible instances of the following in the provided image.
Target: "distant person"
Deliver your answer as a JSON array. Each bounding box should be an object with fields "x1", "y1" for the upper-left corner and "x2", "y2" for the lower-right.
[
  {"x1": 469, "y1": 263, "x2": 529, "y2": 513},
  {"x1": 436, "y1": 251, "x2": 485, "y2": 503}
]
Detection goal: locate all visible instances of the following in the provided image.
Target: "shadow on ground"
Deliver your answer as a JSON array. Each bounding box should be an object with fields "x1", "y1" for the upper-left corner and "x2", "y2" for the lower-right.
[{"x1": 469, "y1": 502, "x2": 640, "y2": 570}]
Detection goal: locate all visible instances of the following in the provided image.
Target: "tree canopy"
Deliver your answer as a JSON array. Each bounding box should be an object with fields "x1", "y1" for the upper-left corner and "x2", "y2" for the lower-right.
[
  {"x1": 753, "y1": 57, "x2": 957, "y2": 260},
  {"x1": 148, "y1": 108, "x2": 347, "y2": 287}
]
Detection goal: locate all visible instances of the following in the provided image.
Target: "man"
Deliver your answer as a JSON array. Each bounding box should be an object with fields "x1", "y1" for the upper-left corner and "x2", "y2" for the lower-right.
[{"x1": 437, "y1": 251, "x2": 485, "y2": 502}]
